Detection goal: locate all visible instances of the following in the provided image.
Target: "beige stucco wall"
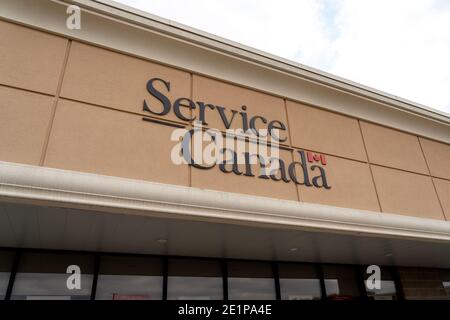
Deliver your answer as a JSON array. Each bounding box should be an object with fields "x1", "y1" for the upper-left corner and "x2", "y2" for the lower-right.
[{"x1": 1, "y1": 20, "x2": 449, "y2": 221}]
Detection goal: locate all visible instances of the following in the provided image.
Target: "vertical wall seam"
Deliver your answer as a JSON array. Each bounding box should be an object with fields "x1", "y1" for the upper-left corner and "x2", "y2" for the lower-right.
[
  {"x1": 357, "y1": 120, "x2": 383, "y2": 213},
  {"x1": 283, "y1": 98, "x2": 302, "y2": 202},
  {"x1": 39, "y1": 39, "x2": 72, "y2": 166},
  {"x1": 417, "y1": 137, "x2": 447, "y2": 221},
  {"x1": 188, "y1": 72, "x2": 194, "y2": 188}
]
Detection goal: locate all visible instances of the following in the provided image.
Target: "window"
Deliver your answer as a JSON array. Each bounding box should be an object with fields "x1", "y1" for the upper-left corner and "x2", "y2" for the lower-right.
[
  {"x1": 11, "y1": 251, "x2": 94, "y2": 300},
  {"x1": 168, "y1": 258, "x2": 223, "y2": 300},
  {"x1": 363, "y1": 266, "x2": 397, "y2": 300},
  {"x1": 0, "y1": 250, "x2": 14, "y2": 300},
  {"x1": 323, "y1": 265, "x2": 361, "y2": 300},
  {"x1": 278, "y1": 263, "x2": 322, "y2": 300},
  {"x1": 95, "y1": 255, "x2": 163, "y2": 300},
  {"x1": 227, "y1": 261, "x2": 276, "y2": 300},
  {"x1": 440, "y1": 269, "x2": 450, "y2": 299},
  {"x1": 443, "y1": 281, "x2": 450, "y2": 298},
  {"x1": 398, "y1": 267, "x2": 450, "y2": 300}
]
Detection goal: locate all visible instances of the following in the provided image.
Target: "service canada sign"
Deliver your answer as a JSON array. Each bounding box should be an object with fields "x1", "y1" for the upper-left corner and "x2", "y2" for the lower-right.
[{"x1": 142, "y1": 77, "x2": 331, "y2": 190}]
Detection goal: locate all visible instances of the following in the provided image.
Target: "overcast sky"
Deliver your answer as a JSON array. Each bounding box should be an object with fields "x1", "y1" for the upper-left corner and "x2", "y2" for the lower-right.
[{"x1": 115, "y1": 0, "x2": 450, "y2": 114}]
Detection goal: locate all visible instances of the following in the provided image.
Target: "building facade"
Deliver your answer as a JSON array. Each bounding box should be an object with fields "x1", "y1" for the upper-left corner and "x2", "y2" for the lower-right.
[{"x1": 0, "y1": 0, "x2": 450, "y2": 300}]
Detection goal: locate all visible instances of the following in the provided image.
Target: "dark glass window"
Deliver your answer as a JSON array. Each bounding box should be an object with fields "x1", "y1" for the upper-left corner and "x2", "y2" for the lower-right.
[
  {"x1": 363, "y1": 266, "x2": 397, "y2": 300},
  {"x1": 439, "y1": 269, "x2": 450, "y2": 299},
  {"x1": 168, "y1": 258, "x2": 223, "y2": 300},
  {"x1": 11, "y1": 252, "x2": 94, "y2": 300},
  {"x1": 323, "y1": 265, "x2": 361, "y2": 300},
  {"x1": 278, "y1": 263, "x2": 322, "y2": 300},
  {"x1": 0, "y1": 250, "x2": 14, "y2": 300},
  {"x1": 95, "y1": 255, "x2": 163, "y2": 300},
  {"x1": 443, "y1": 281, "x2": 450, "y2": 298},
  {"x1": 227, "y1": 261, "x2": 276, "y2": 300}
]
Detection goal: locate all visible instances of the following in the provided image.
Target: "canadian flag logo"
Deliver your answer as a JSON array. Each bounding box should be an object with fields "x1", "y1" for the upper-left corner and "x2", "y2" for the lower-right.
[{"x1": 306, "y1": 151, "x2": 327, "y2": 165}]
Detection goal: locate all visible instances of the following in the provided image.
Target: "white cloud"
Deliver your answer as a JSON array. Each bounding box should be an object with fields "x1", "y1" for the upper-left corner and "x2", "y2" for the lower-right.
[
  {"x1": 121, "y1": 0, "x2": 334, "y2": 62},
  {"x1": 116, "y1": 0, "x2": 450, "y2": 114},
  {"x1": 330, "y1": 0, "x2": 450, "y2": 113}
]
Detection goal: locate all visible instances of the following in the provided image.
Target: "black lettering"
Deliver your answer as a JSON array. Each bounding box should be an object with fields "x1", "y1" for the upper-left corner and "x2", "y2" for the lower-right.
[
  {"x1": 196, "y1": 102, "x2": 215, "y2": 125},
  {"x1": 288, "y1": 151, "x2": 312, "y2": 186},
  {"x1": 216, "y1": 106, "x2": 238, "y2": 129},
  {"x1": 240, "y1": 105, "x2": 249, "y2": 132},
  {"x1": 249, "y1": 115, "x2": 268, "y2": 136},
  {"x1": 243, "y1": 152, "x2": 254, "y2": 177},
  {"x1": 251, "y1": 154, "x2": 270, "y2": 179},
  {"x1": 268, "y1": 120, "x2": 287, "y2": 142},
  {"x1": 311, "y1": 165, "x2": 331, "y2": 189},
  {"x1": 173, "y1": 97, "x2": 196, "y2": 121},
  {"x1": 219, "y1": 148, "x2": 242, "y2": 175},
  {"x1": 268, "y1": 157, "x2": 290, "y2": 183},
  {"x1": 143, "y1": 78, "x2": 171, "y2": 116},
  {"x1": 181, "y1": 129, "x2": 215, "y2": 169}
]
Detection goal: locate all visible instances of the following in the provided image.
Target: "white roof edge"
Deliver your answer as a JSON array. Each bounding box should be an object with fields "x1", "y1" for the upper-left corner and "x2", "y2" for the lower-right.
[
  {"x1": 1, "y1": 161, "x2": 450, "y2": 243},
  {"x1": 81, "y1": 0, "x2": 450, "y2": 124}
]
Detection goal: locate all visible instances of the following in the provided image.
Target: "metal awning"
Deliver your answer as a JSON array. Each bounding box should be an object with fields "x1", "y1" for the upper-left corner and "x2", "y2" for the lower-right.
[{"x1": 1, "y1": 160, "x2": 450, "y2": 267}]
